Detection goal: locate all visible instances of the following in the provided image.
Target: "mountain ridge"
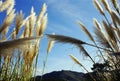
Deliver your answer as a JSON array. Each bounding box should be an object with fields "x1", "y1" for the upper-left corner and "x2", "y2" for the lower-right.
[{"x1": 31, "y1": 70, "x2": 94, "y2": 81}]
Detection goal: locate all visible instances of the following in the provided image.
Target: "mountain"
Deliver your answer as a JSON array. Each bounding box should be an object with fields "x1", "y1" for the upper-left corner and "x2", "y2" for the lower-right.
[
  {"x1": 31, "y1": 70, "x2": 95, "y2": 81},
  {"x1": 30, "y1": 69, "x2": 120, "y2": 81}
]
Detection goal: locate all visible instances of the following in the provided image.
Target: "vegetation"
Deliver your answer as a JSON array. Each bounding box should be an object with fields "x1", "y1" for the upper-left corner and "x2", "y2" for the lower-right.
[
  {"x1": 47, "y1": 0, "x2": 120, "y2": 81},
  {"x1": 1, "y1": 0, "x2": 120, "y2": 81},
  {"x1": 0, "y1": 0, "x2": 51, "y2": 81}
]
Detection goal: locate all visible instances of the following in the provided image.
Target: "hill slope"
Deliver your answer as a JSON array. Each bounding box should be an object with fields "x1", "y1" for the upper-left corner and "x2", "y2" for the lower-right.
[{"x1": 31, "y1": 70, "x2": 94, "y2": 81}]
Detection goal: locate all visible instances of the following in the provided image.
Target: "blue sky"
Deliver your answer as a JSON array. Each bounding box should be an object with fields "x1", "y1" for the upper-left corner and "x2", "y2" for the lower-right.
[{"x1": 14, "y1": 0, "x2": 103, "y2": 75}]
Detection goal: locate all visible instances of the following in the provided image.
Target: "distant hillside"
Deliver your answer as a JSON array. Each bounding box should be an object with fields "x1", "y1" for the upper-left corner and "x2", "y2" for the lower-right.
[{"x1": 31, "y1": 70, "x2": 95, "y2": 81}]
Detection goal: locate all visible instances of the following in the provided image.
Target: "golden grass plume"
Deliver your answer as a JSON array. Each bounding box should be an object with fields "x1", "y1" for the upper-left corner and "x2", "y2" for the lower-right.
[
  {"x1": 47, "y1": 35, "x2": 55, "y2": 54},
  {"x1": 93, "y1": 0, "x2": 104, "y2": 15}
]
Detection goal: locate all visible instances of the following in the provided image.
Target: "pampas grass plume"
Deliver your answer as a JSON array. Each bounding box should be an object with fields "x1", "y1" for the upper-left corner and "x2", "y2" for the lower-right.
[
  {"x1": 93, "y1": 0, "x2": 104, "y2": 15},
  {"x1": 69, "y1": 54, "x2": 83, "y2": 66},
  {"x1": 78, "y1": 21, "x2": 95, "y2": 42},
  {"x1": 0, "y1": 0, "x2": 11, "y2": 12},
  {"x1": 38, "y1": 14, "x2": 47, "y2": 36},
  {"x1": 37, "y1": 3, "x2": 47, "y2": 23},
  {"x1": 47, "y1": 33, "x2": 55, "y2": 54}
]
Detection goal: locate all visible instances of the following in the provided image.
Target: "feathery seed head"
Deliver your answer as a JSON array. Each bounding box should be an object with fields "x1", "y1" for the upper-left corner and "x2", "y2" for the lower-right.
[
  {"x1": 29, "y1": 7, "x2": 36, "y2": 37},
  {"x1": 78, "y1": 45, "x2": 89, "y2": 57},
  {"x1": 102, "y1": 21, "x2": 118, "y2": 51},
  {"x1": 37, "y1": 3, "x2": 47, "y2": 23},
  {"x1": 69, "y1": 54, "x2": 82, "y2": 66},
  {"x1": 94, "y1": 26, "x2": 111, "y2": 48},
  {"x1": 24, "y1": 20, "x2": 30, "y2": 37},
  {"x1": 31, "y1": 6, "x2": 34, "y2": 14},
  {"x1": 15, "y1": 11, "x2": 24, "y2": 35},
  {"x1": 111, "y1": 0, "x2": 119, "y2": 13},
  {"x1": 93, "y1": 0, "x2": 104, "y2": 15},
  {"x1": 0, "y1": 37, "x2": 39, "y2": 49},
  {"x1": 78, "y1": 21, "x2": 95, "y2": 42},
  {"x1": 47, "y1": 34, "x2": 86, "y2": 45},
  {"x1": 110, "y1": 10, "x2": 120, "y2": 26},
  {"x1": 47, "y1": 33, "x2": 55, "y2": 54},
  {"x1": 101, "y1": 0, "x2": 111, "y2": 12},
  {"x1": 93, "y1": 18, "x2": 102, "y2": 30},
  {"x1": 12, "y1": 31, "x2": 16, "y2": 39},
  {"x1": 38, "y1": 13, "x2": 47, "y2": 36},
  {"x1": 0, "y1": 0, "x2": 11, "y2": 12},
  {"x1": 0, "y1": 1, "x2": 2, "y2": 6},
  {"x1": 0, "y1": 9, "x2": 15, "y2": 33},
  {"x1": 6, "y1": 1, "x2": 14, "y2": 15}
]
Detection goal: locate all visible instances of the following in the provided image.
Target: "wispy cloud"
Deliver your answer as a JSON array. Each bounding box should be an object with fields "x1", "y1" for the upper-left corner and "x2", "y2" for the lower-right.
[
  {"x1": 38, "y1": 0, "x2": 96, "y2": 74},
  {"x1": 46, "y1": 22, "x2": 76, "y2": 35},
  {"x1": 44, "y1": 0, "x2": 95, "y2": 36},
  {"x1": 45, "y1": 0, "x2": 85, "y2": 20}
]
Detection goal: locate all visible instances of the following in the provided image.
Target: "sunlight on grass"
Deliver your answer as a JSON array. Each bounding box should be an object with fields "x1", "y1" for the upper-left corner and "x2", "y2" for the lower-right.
[{"x1": 0, "y1": 0, "x2": 48, "y2": 81}]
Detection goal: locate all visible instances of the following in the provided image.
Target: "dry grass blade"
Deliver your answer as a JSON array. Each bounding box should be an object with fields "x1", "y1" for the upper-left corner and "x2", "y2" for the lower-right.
[
  {"x1": 101, "y1": 0, "x2": 111, "y2": 12},
  {"x1": 38, "y1": 14, "x2": 47, "y2": 36},
  {"x1": 23, "y1": 46, "x2": 36, "y2": 64},
  {"x1": 47, "y1": 34, "x2": 86, "y2": 45},
  {"x1": 14, "y1": 11, "x2": 30, "y2": 38},
  {"x1": 0, "y1": 37, "x2": 40, "y2": 49},
  {"x1": 93, "y1": 18, "x2": 102, "y2": 30},
  {"x1": 15, "y1": 11, "x2": 24, "y2": 35},
  {"x1": 24, "y1": 20, "x2": 30, "y2": 37},
  {"x1": 70, "y1": 54, "x2": 96, "y2": 81},
  {"x1": 0, "y1": 9, "x2": 15, "y2": 33},
  {"x1": 47, "y1": 37, "x2": 54, "y2": 54},
  {"x1": 77, "y1": 45, "x2": 89, "y2": 57},
  {"x1": 6, "y1": 1, "x2": 14, "y2": 15},
  {"x1": 110, "y1": 10, "x2": 120, "y2": 26},
  {"x1": 114, "y1": 28, "x2": 120, "y2": 40},
  {"x1": 78, "y1": 21, "x2": 95, "y2": 42},
  {"x1": 0, "y1": 1, "x2": 47, "y2": 81},
  {"x1": 93, "y1": 0, "x2": 104, "y2": 15},
  {"x1": 1, "y1": 26, "x2": 8, "y2": 40},
  {"x1": 94, "y1": 27, "x2": 111, "y2": 49},
  {"x1": 111, "y1": 0, "x2": 119, "y2": 14},
  {"x1": 37, "y1": 3, "x2": 47, "y2": 23},
  {"x1": 0, "y1": 1, "x2": 2, "y2": 6},
  {"x1": 47, "y1": 34, "x2": 110, "y2": 51},
  {"x1": 77, "y1": 45, "x2": 95, "y2": 63},
  {"x1": 111, "y1": 0, "x2": 118, "y2": 8},
  {"x1": 0, "y1": 0, "x2": 11, "y2": 12},
  {"x1": 29, "y1": 7, "x2": 36, "y2": 37},
  {"x1": 102, "y1": 20, "x2": 117, "y2": 43},
  {"x1": 12, "y1": 31, "x2": 16, "y2": 39},
  {"x1": 102, "y1": 20, "x2": 119, "y2": 51},
  {"x1": 69, "y1": 54, "x2": 82, "y2": 66}
]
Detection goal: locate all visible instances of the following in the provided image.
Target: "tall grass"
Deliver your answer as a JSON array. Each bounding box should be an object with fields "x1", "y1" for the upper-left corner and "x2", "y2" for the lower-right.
[
  {"x1": 0, "y1": 0, "x2": 48, "y2": 81},
  {"x1": 47, "y1": 0, "x2": 120, "y2": 81}
]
